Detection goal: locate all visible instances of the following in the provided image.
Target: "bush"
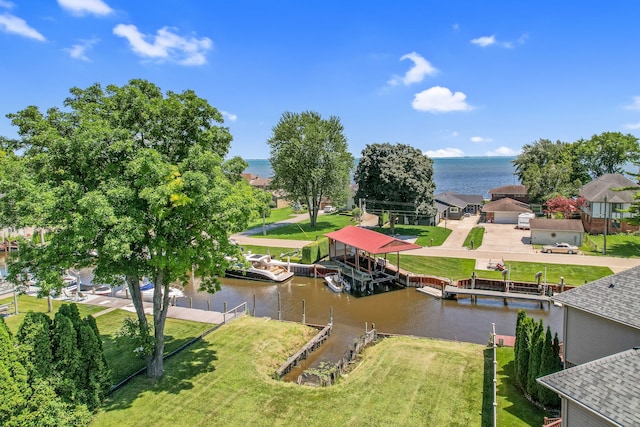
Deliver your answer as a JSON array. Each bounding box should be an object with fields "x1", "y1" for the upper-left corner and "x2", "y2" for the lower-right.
[{"x1": 301, "y1": 237, "x2": 329, "y2": 264}]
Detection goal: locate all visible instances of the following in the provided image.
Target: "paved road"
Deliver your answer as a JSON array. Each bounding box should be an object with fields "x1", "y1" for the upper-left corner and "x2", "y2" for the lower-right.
[{"x1": 232, "y1": 213, "x2": 640, "y2": 273}]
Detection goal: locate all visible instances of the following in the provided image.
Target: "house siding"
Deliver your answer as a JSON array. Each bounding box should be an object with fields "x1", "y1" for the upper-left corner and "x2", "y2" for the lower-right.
[
  {"x1": 581, "y1": 201, "x2": 640, "y2": 234},
  {"x1": 566, "y1": 401, "x2": 615, "y2": 427},
  {"x1": 564, "y1": 307, "x2": 640, "y2": 367},
  {"x1": 530, "y1": 230, "x2": 583, "y2": 246}
]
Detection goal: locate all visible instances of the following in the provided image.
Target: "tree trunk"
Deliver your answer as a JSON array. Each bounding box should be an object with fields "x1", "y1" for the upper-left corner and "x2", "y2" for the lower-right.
[
  {"x1": 390, "y1": 212, "x2": 396, "y2": 234},
  {"x1": 148, "y1": 269, "x2": 170, "y2": 378}
]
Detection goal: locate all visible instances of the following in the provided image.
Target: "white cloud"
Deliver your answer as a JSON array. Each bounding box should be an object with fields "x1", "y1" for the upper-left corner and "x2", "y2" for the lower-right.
[
  {"x1": 624, "y1": 122, "x2": 640, "y2": 130},
  {"x1": 485, "y1": 146, "x2": 519, "y2": 156},
  {"x1": 424, "y1": 148, "x2": 464, "y2": 158},
  {"x1": 412, "y1": 86, "x2": 473, "y2": 113},
  {"x1": 221, "y1": 111, "x2": 237, "y2": 122},
  {"x1": 0, "y1": 13, "x2": 45, "y2": 41},
  {"x1": 387, "y1": 52, "x2": 437, "y2": 86},
  {"x1": 471, "y1": 35, "x2": 495, "y2": 47},
  {"x1": 0, "y1": 1, "x2": 14, "y2": 9},
  {"x1": 64, "y1": 39, "x2": 97, "y2": 61},
  {"x1": 471, "y1": 34, "x2": 526, "y2": 48},
  {"x1": 470, "y1": 136, "x2": 493, "y2": 143},
  {"x1": 113, "y1": 24, "x2": 212, "y2": 66},
  {"x1": 58, "y1": 0, "x2": 113, "y2": 16},
  {"x1": 625, "y1": 96, "x2": 640, "y2": 111}
]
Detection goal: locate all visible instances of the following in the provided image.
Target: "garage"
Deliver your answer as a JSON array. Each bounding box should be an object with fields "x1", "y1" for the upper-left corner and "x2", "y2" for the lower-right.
[
  {"x1": 530, "y1": 218, "x2": 584, "y2": 246},
  {"x1": 482, "y1": 197, "x2": 533, "y2": 224}
]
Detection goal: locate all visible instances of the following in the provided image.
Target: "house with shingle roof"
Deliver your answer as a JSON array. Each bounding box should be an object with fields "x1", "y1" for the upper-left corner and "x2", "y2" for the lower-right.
[
  {"x1": 536, "y1": 265, "x2": 640, "y2": 426},
  {"x1": 434, "y1": 192, "x2": 483, "y2": 221},
  {"x1": 488, "y1": 184, "x2": 529, "y2": 203},
  {"x1": 529, "y1": 218, "x2": 584, "y2": 246},
  {"x1": 538, "y1": 348, "x2": 640, "y2": 427},
  {"x1": 481, "y1": 197, "x2": 532, "y2": 224},
  {"x1": 579, "y1": 173, "x2": 640, "y2": 234}
]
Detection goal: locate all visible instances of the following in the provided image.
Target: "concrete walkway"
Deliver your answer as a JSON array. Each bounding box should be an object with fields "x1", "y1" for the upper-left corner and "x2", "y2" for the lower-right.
[{"x1": 439, "y1": 215, "x2": 479, "y2": 248}]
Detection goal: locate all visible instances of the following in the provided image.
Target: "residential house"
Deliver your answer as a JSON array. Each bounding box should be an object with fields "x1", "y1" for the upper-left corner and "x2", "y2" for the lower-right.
[
  {"x1": 529, "y1": 218, "x2": 584, "y2": 247},
  {"x1": 481, "y1": 197, "x2": 532, "y2": 224},
  {"x1": 579, "y1": 173, "x2": 640, "y2": 234},
  {"x1": 434, "y1": 192, "x2": 484, "y2": 221},
  {"x1": 537, "y1": 265, "x2": 640, "y2": 426},
  {"x1": 241, "y1": 174, "x2": 290, "y2": 208},
  {"x1": 488, "y1": 184, "x2": 529, "y2": 203}
]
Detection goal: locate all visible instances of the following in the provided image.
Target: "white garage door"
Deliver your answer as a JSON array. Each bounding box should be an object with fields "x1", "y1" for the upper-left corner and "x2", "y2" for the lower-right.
[{"x1": 494, "y1": 212, "x2": 519, "y2": 224}]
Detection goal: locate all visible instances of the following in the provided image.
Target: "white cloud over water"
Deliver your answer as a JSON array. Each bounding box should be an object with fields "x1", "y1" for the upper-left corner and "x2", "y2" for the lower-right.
[
  {"x1": 485, "y1": 146, "x2": 519, "y2": 156},
  {"x1": 424, "y1": 148, "x2": 464, "y2": 158},
  {"x1": 388, "y1": 52, "x2": 437, "y2": 86},
  {"x1": 412, "y1": 86, "x2": 473, "y2": 113}
]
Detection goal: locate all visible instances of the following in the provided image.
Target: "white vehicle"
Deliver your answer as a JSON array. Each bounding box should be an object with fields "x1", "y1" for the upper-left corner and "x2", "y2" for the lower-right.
[
  {"x1": 541, "y1": 242, "x2": 579, "y2": 254},
  {"x1": 517, "y1": 213, "x2": 536, "y2": 230},
  {"x1": 324, "y1": 205, "x2": 336, "y2": 213}
]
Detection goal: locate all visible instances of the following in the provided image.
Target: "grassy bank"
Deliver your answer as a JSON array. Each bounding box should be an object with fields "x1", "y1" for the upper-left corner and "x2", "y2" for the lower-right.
[
  {"x1": 581, "y1": 233, "x2": 640, "y2": 257},
  {"x1": 92, "y1": 316, "x2": 485, "y2": 426},
  {"x1": 395, "y1": 255, "x2": 612, "y2": 285}
]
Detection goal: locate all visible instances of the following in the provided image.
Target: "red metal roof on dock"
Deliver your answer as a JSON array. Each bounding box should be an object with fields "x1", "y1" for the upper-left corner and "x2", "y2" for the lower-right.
[{"x1": 324, "y1": 226, "x2": 421, "y2": 254}]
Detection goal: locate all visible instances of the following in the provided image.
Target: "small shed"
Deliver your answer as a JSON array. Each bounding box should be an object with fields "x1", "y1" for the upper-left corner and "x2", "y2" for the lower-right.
[{"x1": 530, "y1": 218, "x2": 584, "y2": 246}]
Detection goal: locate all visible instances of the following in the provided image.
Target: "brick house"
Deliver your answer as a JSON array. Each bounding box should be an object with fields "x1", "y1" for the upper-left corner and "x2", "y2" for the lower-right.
[
  {"x1": 488, "y1": 184, "x2": 529, "y2": 203},
  {"x1": 579, "y1": 173, "x2": 640, "y2": 234}
]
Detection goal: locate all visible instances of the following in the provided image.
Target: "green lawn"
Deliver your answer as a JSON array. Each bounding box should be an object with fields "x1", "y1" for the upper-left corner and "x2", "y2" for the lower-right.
[
  {"x1": 252, "y1": 212, "x2": 356, "y2": 240},
  {"x1": 0, "y1": 294, "x2": 104, "y2": 331},
  {"x1": 91, "y1": 316, "x2": 485, "y2": 426},
  {"x1": 395, "y1": 256, "x2": 612, "y2": 285},
  {"x1": 482, "y1": 346, "x2": 550, "y2": 426},
  {"x1": 1, "y1": 295, "x2": 215, "y2": 385},
  {"x1": 464, "y1": 227, "x2": 485, "y2": 250},
  {"x1": 581, "y1": 233, "x2": 640, "y2": 257},
  {"x1": 246, "y1": 207, "x2": 301, "y2": 230},
  {"x1": 372, "y1": 224, "x2": 451, "y2": 246}
]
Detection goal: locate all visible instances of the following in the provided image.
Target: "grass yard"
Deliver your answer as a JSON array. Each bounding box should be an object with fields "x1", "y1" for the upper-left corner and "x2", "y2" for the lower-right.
[
  {"x1": 246, "y1": 207, "x2": 302, "y2": 230},
  {"x1": 92, "y1": 316, "x2": 485, "y2": 427},
  {"x1": 253, "y1": 212, "x2": 356, "y2": 240},
  {"x1": 237, "y1": 244, "x2": 301, "y2": 262},
  {"x1": 474, "y1": 261, "x2": 612, "y2": 286},
  {"x1": 464, "y1": 226, "x2": 485, "y2": 250},
  {"x1": 581, "y1": 233, "x2": 640, "y2": 257},
  {"x1": 393, "y1": 256, "x2": 612, "y2": 285},
  {"x1": 0, "y1": 294, "x2": 104, "y2": 331},
  {"x1": 96, "y1": 310, "x2": 214, "y2": 384},
  {"x1": 372, "y1": 224, "x2": 451, "y2": 246},
  {"x1": 482, "y1": 346, "x2": 550, "y2": 426}
]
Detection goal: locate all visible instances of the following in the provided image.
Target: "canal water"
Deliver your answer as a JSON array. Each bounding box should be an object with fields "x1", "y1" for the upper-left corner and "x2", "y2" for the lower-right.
[{"x1": 179, "y1": 275, "x2": 563, "y2": 379}]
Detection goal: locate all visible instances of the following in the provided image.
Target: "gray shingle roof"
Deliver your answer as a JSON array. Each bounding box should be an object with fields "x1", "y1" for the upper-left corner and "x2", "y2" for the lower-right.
[
  {"x1": 482, "y1": 197, "x2": 532, "y2": 213},
  {"x1": 551, "y1": 264, "x2": 640, "y2": 330},
  {"x1": 435, "y1": 192, "x2": 484, "y2": 208},
  {"x1": 537, "y1": 348, "x2": 640, "y2": 426},
  {"x1": 488, "y1": 184, "x2": 527, "y2": 194},
  {"x1": 529, "y1": 218, "x2": 584, "y2": 232},
  {"x1": 580, "y1": 173, "x2": 639, "y2": 203}
]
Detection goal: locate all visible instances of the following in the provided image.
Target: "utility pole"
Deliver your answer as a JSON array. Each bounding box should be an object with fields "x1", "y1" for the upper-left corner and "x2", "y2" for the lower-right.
[{"x1": 603, "y1": 195, "x2": 607, "y2": 255}]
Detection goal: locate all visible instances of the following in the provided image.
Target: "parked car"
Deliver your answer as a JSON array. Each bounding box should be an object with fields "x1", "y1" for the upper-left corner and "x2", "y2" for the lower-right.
[
  {"x1": 324, "y1": 205, "x2": 336, "y2": 213},
  {"x1": 541, "y1": 242, "x2": 579, "y2": 254}
]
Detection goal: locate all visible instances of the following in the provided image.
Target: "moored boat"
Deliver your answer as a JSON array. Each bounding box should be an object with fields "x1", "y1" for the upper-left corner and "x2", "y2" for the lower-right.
[
  {"x1": 324, "y1": 273, "x2": 350, "y2": 293},
  {"x1": 225, "y1": 253, "x2": 294, "y2": 283}
]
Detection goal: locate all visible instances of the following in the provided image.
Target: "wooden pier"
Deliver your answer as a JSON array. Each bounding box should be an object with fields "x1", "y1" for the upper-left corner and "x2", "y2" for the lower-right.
[
  {"x1": 274, "y1": 322, "x2": 332, "y2": 378},
  {"x1": 444, "y1": 285, "x2": 550, "y2": 308}
]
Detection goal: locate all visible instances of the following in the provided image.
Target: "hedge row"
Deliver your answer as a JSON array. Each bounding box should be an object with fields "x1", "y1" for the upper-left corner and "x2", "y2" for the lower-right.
[{"x1": 301, "y1": 237, "x2": 329, "y2": 264}]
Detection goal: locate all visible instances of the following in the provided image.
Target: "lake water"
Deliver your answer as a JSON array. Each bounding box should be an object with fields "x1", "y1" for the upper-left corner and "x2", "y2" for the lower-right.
[{"x1": 244, "y1": 156, "x2": 518, "y2": 199}]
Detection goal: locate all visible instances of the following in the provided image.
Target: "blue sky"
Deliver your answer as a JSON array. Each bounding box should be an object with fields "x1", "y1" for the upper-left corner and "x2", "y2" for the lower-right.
[{"x1": 2, "y1": 1, "x2": 640, "y2": 159}]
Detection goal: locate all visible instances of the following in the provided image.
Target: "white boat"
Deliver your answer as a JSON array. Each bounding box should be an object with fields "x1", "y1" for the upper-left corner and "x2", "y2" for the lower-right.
[
  {"x1": 324, "y1": 273, "x2": 350, "y2": 293},
  {"x1": 115, "y1": 279, "x2": 184, "y2": 300},
  {"x1": 225, "y1": 253, "x2": 295, "y2": 283}
]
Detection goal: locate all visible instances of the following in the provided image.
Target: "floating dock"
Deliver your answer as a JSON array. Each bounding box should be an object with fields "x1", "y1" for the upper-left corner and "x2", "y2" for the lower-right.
[{"x1": 444, "y1": 285, "x2": 550, "y2": 308}]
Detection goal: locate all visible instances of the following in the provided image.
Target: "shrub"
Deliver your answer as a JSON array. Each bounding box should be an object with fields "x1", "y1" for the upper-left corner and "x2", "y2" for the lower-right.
[{"x1": 301, "y1": 237, "x2": 329, "y2": 264}]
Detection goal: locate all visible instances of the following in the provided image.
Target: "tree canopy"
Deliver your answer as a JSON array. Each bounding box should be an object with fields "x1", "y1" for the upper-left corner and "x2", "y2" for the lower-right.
[
  {"x1": 2, "y1": 79, "x2": 261, "y2": 378},
  {"x1": 575, "y1": 132, "x2": 640, "y2": 178},
  {"x1": 354, "y1": 142, "x2": 435, "y2": 233},
  {"x1": 268, "y1": 111, "x2": 354, "y2": 226}
]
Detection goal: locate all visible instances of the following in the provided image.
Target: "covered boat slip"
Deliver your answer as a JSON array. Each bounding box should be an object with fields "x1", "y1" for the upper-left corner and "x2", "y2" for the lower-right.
[{"x1": 324, "y1": 226, "x2": 421, "y2": 296}]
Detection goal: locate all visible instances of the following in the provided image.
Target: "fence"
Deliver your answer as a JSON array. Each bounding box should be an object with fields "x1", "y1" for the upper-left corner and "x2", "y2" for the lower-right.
[{"x1": 583, "y1": 234, "x2": 598, "y2": 252}]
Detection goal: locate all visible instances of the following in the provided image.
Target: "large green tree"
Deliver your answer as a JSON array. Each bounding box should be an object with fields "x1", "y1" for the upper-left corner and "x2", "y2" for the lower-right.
[
  {"x1": 268, "y1": 111, "x2": 354, "y2": 227},
  {"x1": 575, "y1": 131, "x2": 640, "y2": 178},
  {"x1": 354, "y1": 143, "x2": 435, "y2": 233},
  {"x1": 512, "y1": 139, "x2": 587, "y2": 203},
  {"x1": 2, "y1": 79, "x2": 260, "y2": 378}
]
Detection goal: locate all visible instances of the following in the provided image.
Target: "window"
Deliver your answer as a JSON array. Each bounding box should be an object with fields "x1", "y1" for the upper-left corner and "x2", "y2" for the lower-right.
[{"x1": 449, "y1": 207, "x2": 459, "y2": 213}]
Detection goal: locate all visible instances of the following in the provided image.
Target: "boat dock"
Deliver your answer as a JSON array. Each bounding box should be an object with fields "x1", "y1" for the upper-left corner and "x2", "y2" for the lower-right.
[{"x1": 444, "y1": 285, "x2": 550, "y2": 308}]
